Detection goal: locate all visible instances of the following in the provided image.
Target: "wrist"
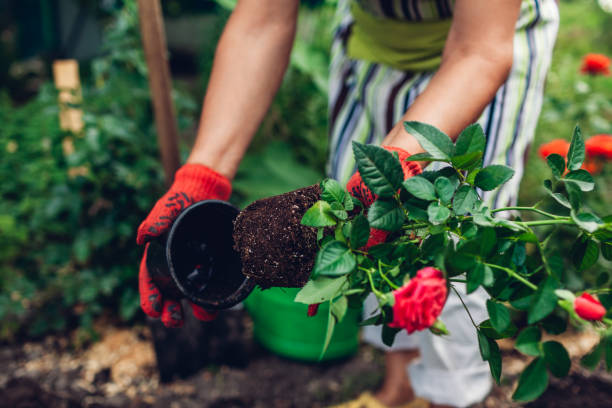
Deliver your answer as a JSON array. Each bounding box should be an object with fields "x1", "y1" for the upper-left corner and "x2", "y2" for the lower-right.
[
  {"x1": 176, "y1": 163, "x2": 232, "y2": 202},
  {"x1": 186, "y1": 149, "x2": 239, "y2": 181}
]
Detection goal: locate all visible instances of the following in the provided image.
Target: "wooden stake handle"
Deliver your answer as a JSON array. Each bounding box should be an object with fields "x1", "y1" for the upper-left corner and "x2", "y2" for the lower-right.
[{"x1": 138, "y1": 0, "x2": 180, "y2": 185}]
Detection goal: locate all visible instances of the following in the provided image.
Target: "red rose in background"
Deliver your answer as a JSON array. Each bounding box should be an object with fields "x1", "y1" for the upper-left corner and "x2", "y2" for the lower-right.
[
  {"x1": 538, "y1": 139, "x2": 570, "y2": 160},
  {"x1": 585, "y1": 134, "x2": 612, "y2": 160},
  {"x1": 574, "y1": 293, "x2": 606, "y2": 321},
  {"x1": 388, "y1": 267, "x2": 447, "y2": 334},
  {"x1": 580, "y1": 53, "x2": 611, "y2": 76},
  {"x1": 538, "y1": 135, "x2": 612, "y2": 175}
]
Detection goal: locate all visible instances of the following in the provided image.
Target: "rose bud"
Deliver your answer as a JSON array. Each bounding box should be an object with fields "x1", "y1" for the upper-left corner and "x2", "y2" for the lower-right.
[
  {"x1": 388, "y1": 267, "x2": 448, "y2": 334},
  {"x1": 307, "y1": 303, "x2": 320, "y2": 317},
  {"x1": 574, "y1": 293, "x2": 606, "y2": 321}
]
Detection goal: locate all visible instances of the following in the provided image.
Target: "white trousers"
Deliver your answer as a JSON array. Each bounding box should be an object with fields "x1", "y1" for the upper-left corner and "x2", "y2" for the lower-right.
[{"x1": 361, "y1": 284, "x2": 492, "y2": 408}]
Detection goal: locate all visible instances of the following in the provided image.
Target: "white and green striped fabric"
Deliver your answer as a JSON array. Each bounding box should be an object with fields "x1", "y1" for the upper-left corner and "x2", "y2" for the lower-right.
[{"x1": 328, "y1": 0, "x2": 559, "y2": 209}]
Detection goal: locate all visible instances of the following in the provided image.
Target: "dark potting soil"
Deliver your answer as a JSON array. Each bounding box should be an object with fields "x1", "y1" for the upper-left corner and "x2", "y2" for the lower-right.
[{"x1": 233, "y1": 184, "x2": 321, "y2": 288}]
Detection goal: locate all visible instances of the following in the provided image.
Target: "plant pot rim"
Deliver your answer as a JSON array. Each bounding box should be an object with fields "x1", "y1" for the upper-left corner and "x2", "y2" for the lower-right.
[{"x1": 166, "y1": 199, "x2": 256, "y2": 310}]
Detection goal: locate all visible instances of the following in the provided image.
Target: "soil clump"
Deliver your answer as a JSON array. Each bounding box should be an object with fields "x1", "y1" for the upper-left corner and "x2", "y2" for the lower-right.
[{"x1": 233, "y1": 184, "x2": 321, "y2": 288}]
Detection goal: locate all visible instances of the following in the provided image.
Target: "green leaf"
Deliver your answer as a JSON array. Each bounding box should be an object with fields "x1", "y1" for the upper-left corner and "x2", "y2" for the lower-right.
[
  {"x1": 403, "y1": 121, "x2": 454, "y2": 160},
  {"x1": 434, "y1": 177, "x2": 456, "y2": 205},
  {"x1": 543, "y1": 341, "x2": 570, "y2": 378},
  {"x1": 451, "y1": 151, "x2": 483, "y2": 171},
  {"x1": 571, "y1": 211, "x2": 603, "y2": 234},
  {"x1": 453, "y1": 185, "x2": 479, "y2": 215},
  {"x1": 528, "y1": 277, "x2": 559, "y2": 324},
  {"x1": 427, "y1": 202, "x2": 451, "y2": 225},
  {"x1": 368, "y1": 199, "x2": 405, "y2": 231},
  {"x1": 330, "y1": 201, "x2": 348, "y2": 220},
  {"x1": 301, "y1": 201, "x2": 337, "y2": 227},
  {"x1": 602, "y1": 240, "x2": 612, "y2": 261},
  {"x1": 402, "y1": 176, "x2": 436, "y2": 201},
  {"x1": 295, "y1": 276, "x2": 349, "y2": 304},
  {"x1": 581, "y1": 341, "x2": 604, "y2": 370},
  {"x1": 331, "y1": 296, "x2": 348, "y2": 322},
  {"x1": 488, "y1": 337, "x2": 502, "y2": 384},
  {"x1": 467, "y1": 263, "x2": 485, "y2": 294},
  {"x1": 466, "y1": 168, "x2": 480, "y2": 185},
  {"x1": 404, "y1": 202, "x2": 429, "y2": 221},
  {"x1": 515, "y1": 327, "x2": 542, "y2": 356},
  {"x1": 352, "y1": 142, "x2": 403, "y2": 197},
  {"x1": 320, "y1": 179, "x2": 347, "y2": 205},
  {"x1": 542, "y1": 314, "x2": 568, "y2": 335},
  {"x1": 512, "y1": 358, "x2": 549, "y2": 402},
  {"x1": 313, "y1": 241, "x2": 356, "y2": 277},
  {"x1": 605, "y1": 339, "x2": 612, "y2": 371},
  {"x1": 567, "y1": 126, "x2": 585, "y2": 171},
  {"x1": 571, "y1": 236, "x2": 600, "y2": 270},
  {"x1": 479, "y1": 228, "x2": 497, "y2": 257},
  {"x1": 512, "y1": 243, "x2": 527, "y2": 266},
  {"x1": 543, "y1": 179, "x2": 571, "y2": 208},
  {"x1": 474, "y1": 165, "x2": 515, "y2": 191},
  {"x1": 382, "y1": 325, "x2": 401, "y2": 347},
  {"x1": 482, "y1": 264, "x2": 495, "y2": 287},
  {"x1": 320, "y1": 306, "x2": 336, "y2": 360},
  {"x1": 349, "y1": 215, "x2": 370, "y2": 249},
  {"x1": 73, "y1": 238, "x2": 90, "y2": 263},
  {"x1": 487, "y1": 300, "x2": 511, "y2": 333},
  {"x1": 566, "y1": 182, "x2": 583, "y2": 211},
  {"x1": 546, "y1": 153, "x2": 566, "y2": 178},
  {"x1": 511, "y1": 294, "x2": 535, "y2": 311},
  {"x1": 478, "y1": 330, "x2": 491, "y2": 360},
  {"x1": 479, "y1": 319, "x2": 517, "y2": 339},
  {"x1": 455, "y1": 123, "x2": 486, "y2": 156},
  {"x1": 564, "y1": 169, "x2": 595, "y2": 192},
  {"x1": 360, "y1": 313, "x2": 383, "y2": 326},
  {"x1": 405, "y1": 153, "x2": 448, "y2": 162},
  {"x1": 554, "y1": 289, "x2": 576, "y2": 302}
]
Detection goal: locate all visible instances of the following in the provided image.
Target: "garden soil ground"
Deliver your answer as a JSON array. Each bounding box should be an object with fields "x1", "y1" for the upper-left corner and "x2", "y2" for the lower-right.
[{"x1": 1, "y1": 310, "x2": 611, "y2": 408}]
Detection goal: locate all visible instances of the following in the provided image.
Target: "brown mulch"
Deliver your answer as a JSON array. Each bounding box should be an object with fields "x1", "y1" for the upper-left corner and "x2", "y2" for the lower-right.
[{"x1": 1, "y1": 310, "x2": 611, "y2": 408}]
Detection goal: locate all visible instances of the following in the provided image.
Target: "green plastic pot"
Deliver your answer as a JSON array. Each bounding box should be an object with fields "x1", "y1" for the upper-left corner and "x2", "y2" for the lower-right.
[{"x1": 244, "y1": 287, "x2": 361, "y2": 361}]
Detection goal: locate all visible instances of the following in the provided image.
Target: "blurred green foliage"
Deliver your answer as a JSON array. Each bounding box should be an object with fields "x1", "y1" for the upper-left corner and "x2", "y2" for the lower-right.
[
  {"x1": 520, "y1": 0, "x2": 612, "y2": 205},
  {"x1": 520, "y1": 1, "x2": 612, "y2": 292},
  {"x1": 0, "y1": 0, "x2": 334, "y2": 340},
  {"x1": 0, "y1": 1, "x2": 195, "y2": 340}
]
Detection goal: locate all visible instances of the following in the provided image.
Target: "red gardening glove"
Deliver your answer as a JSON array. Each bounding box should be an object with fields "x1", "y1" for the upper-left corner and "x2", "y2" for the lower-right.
[
  {"x1": 137, "y1": 163, "x2": 231, "y2": 327},
  {"x1": 346, "y1": 145, "x2": 422, "y2": 249}
]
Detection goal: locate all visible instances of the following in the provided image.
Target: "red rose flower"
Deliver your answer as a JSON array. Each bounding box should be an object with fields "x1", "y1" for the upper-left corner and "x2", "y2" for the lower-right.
[
  {"x1": 580, "y1": 53, "x2": 611, "y2": 76},
  {"x1": 538, "y1": 139, "x2": 570, "y2": 160},
  {"x1": 388, "y1": 267, "x2": 447, "y2": 334},
  {"x1": 574, "y1": 293, "x2": 606, "y2": 321},
  {"x1": 585, "y1": 134, "x2": 612, "y2": 160}
]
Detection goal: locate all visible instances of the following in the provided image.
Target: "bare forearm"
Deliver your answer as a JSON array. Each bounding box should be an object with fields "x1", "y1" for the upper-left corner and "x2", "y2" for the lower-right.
[
  {"x1": 187, "y1": 1, "x2": 298, "y2": 179},
  {"x1": 383, "y1": 0, "x2": 520, "y2": 156},
  {"x1": 383, "y1": 52, "x2": 512, "y2": 153}
]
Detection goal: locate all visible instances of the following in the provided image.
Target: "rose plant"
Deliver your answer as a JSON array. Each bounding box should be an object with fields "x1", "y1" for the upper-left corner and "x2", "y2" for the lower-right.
[{"x1": 296, "y1": 122, "x2": 612, "y2": 402}]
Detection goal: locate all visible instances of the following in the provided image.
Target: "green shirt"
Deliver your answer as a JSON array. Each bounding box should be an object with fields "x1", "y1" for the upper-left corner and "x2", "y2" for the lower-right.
[{"x1": 347, "y1": 1, "x2": 452, "y2": 71}]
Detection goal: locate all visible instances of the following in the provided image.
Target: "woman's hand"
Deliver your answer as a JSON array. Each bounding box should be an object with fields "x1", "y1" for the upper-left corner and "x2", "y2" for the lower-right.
[{"x1": 137, "y1": 164, "x2": 230, "y2": 327}]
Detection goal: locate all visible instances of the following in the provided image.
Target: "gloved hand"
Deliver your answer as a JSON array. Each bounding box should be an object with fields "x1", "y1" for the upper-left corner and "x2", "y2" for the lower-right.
[
  {"x1": 346, "y1": 145, "x2": 422, "y2": 249},
  {"x1": 137, "y1": 163, "x2": 232, "y2": 327}
]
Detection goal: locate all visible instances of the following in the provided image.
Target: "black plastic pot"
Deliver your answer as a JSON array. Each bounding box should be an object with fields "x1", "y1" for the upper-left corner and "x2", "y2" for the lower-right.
[{"x1": 146, "y1": 200, "x2": 255, "y2": 310}]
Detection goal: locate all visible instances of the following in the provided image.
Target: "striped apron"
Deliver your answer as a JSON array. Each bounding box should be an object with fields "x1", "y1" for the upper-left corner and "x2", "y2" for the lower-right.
[{"x1": 328, "y1": 0, "x2": 559, "y2": 209}]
